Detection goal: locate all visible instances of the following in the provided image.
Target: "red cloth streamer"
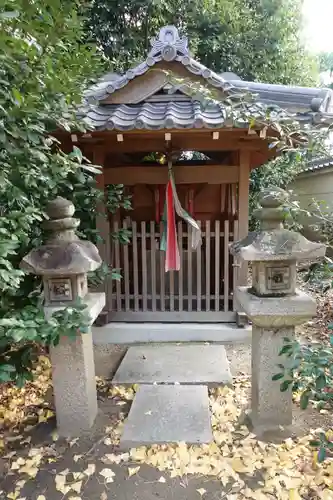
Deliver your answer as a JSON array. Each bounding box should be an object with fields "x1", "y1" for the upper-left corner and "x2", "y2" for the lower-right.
[{"x1": 165, "y1": 179, "x2": 180, "y2": 271}]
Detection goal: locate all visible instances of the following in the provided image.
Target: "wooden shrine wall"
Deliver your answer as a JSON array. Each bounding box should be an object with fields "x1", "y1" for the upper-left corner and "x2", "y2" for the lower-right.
[
  {"x1": 123, "y1": 183, "x2": 238, "y2": 222},
  {"x1": 104, "y1": 163, "x2": 239, "y2": 223},
  {"x1": 104, "y1": 163, "x2": 239, "y2": 320},
  {"x1": 109, "y1": 219, "x2": 238, "y2": 321}
]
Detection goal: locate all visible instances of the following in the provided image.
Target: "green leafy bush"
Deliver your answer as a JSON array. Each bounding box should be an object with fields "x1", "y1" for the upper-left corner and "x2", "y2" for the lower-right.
[
  {"x1": 275, "y1": 336, "x2": 333, "y2": 461},
  {"x1": 0, "y1": 300, "x2": 90, "y2": 387},
  {"x1": 275, "y1": 337, "x2": 333, "y2": 410},
  {"x1": 0, "y1": 0, "x2": 131, "y2": 384}
]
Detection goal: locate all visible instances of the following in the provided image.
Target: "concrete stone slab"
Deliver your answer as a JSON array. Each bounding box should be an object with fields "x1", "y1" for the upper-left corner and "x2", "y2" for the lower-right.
[
  {"x1": 112, "y1": 344, "x2": 232, "y2": 385},
  {"x1": 93, "y1": 323, "x2": 251, "y2": 344},
  {"x1": 120, "y1": 385, "x2": 212, "y2": 448}
]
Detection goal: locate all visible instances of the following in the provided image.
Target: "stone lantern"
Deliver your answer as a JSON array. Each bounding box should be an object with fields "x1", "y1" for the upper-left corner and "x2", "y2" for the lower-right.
[
  {"x1": 21, "y1": 197, "x2": 105, "y2": 436},
  {"x1": 230, "y1": 187, "x2": 326, "y2": 433},
  {"x1": 21, "y1": 197, "x2": 101, "y2": 305}
]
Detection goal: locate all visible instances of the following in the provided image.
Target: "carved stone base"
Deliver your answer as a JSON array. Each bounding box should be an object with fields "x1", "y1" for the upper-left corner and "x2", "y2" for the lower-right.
[
  {"x1": 236, "y1": 311, "x2": 248, "y2": 328},
  {"x1": 94, "y1": 310, "x2": 111, "y2": 326}
]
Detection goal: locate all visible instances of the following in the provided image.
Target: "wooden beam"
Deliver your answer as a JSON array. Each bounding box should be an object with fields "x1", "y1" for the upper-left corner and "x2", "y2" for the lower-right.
[
  {"x1": 56, "y1": 127, "x2": 253, "y2": 140},
  {"x1": 56, "y1": 127, "x2": 273, "y2": 167},
  {"x1": 250, "y1": 149, "x2": 276, "y2": 169},
  {"x1": 94, "y1": 148, "x2": 108, "y2": 264},
  {"x1": 104, "y1": 164, "x2": 239, "y2": 185},
  {"x1": 85, "y1": 137, "x2": 264, "y2": 154},
  {"x1": 93, "y1": 148, "x2": 112, "y2": 312},
  {"x1": 237, "y1": 149, "x2": 250, "y2": 287}
]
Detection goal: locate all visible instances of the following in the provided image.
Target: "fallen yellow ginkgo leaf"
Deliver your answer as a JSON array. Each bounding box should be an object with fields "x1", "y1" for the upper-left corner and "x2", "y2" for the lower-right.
[
  {"x1": 231, "y1": 457, "x2": 249, "y2": 473},
  {"x1": 71, "y1": 481, "x2": 82, "y2": 493},
  {"x1": 128, "y1": 466, "x2": 140, "y2": 477},
  {"x1": 289, "y1": 489, "x2": 301, "y2": 500},
  {"x1": 83, "y1": 464, "x2": 96, "y2": 477},
  {"x1": 7, "y1": 493, "x2": 19, "y2": 500},
  {"x1": 99, "y1": 468, "x2": 115, "y2": 483}
]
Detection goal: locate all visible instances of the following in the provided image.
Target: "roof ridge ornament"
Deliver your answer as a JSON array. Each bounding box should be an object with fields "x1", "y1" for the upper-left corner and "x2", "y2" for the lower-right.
[{"x1": 148, "y1": 25, "x2": 189, "y2": 62}]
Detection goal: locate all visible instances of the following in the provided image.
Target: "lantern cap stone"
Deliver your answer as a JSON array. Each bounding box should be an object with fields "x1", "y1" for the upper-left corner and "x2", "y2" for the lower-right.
[
  {"x1": 46, "y1": 197, "x2": 75, "y2": 219},
  {"x1": 20, "y1": 198, "x2": 102, "y2": 275},
  {"x1": 230, "y1": 186, "x2": 326, "y2": 262},
  {"x1": 258, "y1": 187, "x2": 289, "y2": 208},
  {"x1": 254, "y1": 187, "x2": 290, "y2": 230}
]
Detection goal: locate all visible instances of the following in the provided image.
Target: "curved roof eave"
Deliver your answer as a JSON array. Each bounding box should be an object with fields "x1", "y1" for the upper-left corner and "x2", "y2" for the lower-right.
[{"x1": 82, "y1": 25, "x2": 333, "y2": 128}]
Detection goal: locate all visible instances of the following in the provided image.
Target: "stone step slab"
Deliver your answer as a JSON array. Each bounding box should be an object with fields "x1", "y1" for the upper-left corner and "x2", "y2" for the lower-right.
[
  {"x1": 92, "y1": 323, "x2": 252, "y2": 344},
  {"x1": 120, "y1": 385, "x2": 212, "y2": 449},
  {"x1": 112, "y1": 344, "x2": 232, "y2": 386}
]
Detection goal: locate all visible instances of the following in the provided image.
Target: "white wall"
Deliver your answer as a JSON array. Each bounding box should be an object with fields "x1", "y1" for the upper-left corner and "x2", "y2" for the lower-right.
[
  {"x1": 288, "y1": 168, "x2": 333, "y2": 241},
  {"x1": 289, "y1": 168, "x2": 333, "y2": 214}
]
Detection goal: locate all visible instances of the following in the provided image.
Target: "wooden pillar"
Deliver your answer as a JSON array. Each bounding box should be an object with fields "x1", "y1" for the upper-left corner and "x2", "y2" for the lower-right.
[
  {"x1": 234, "y1": 150, "x2": 250, "y2": 325},
  {"x1": 237, "y1": 149, "x2": 250, "y2": 284},
  {"x1": 93, "y1": 148, "x2": 112, "y2": 324}
]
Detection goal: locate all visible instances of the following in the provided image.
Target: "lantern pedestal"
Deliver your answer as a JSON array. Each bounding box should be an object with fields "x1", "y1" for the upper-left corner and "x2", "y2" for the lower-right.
[
  {"x1": 45, "y1": 293, "x2": 105, "y2": 437},
  {"x1": 236, "y1": 287, "x2": 316, "y2": 432}
]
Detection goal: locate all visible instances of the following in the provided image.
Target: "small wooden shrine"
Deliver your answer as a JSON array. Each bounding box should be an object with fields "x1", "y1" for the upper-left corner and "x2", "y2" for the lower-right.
[{"x1": 56, "y1": 25, "x2": 333, "y2": 325}]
